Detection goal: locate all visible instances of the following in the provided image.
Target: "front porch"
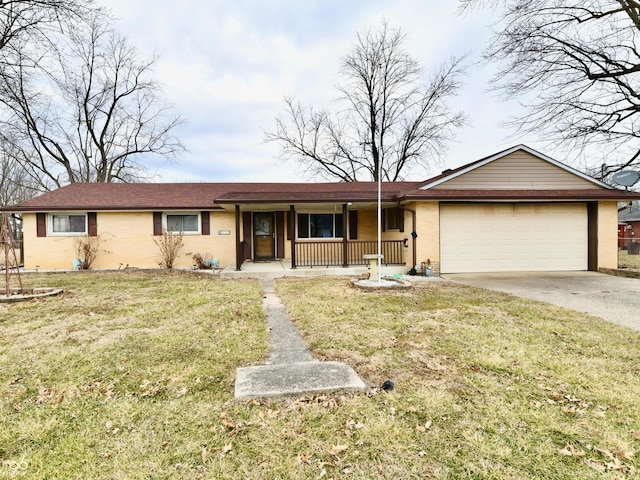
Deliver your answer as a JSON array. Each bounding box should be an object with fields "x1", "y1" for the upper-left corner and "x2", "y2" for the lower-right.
[{"x1": 220, "y1": 259, "x2": 409, "y2": 279}]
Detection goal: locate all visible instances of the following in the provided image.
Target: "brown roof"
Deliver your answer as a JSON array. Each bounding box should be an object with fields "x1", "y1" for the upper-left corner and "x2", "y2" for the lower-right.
[
  {"x1": 403, "y1": 188, "x2": 640, "y2": 201},
  {"x1": 4, "y1": 181, "x2": 422, "y2": 211},
  {"x1": 4, "y1": 144, "x2": 640, "y2": 212}
]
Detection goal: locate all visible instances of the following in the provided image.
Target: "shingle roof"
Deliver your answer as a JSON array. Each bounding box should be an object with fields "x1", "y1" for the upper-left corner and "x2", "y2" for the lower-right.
[
  {"x1": 4, "y1": 181, "x2": 422, "y2": 211},
  {"x1": 619, "y1": 206, "x2": 640, "y2": 222},
  {"x1": 5, "y1": 144, "x2": 640, "y2": 212},
  {"x1": 403, "y1": 188, "x2": 640, "y2": 201}
]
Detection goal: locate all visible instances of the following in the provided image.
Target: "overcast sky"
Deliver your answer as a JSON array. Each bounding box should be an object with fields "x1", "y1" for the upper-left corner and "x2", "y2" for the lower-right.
[{"x1": 107, "y1": 1, "x2": 535, "y2": 183}]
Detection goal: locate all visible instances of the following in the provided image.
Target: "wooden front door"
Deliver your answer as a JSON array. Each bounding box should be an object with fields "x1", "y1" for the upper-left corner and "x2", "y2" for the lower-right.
[{"x1": 253, "y1": 212, "x2": 275, "y2": 260}]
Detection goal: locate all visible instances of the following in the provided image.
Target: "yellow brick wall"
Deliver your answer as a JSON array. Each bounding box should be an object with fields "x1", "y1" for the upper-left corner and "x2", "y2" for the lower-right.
[
  {"x1": 22, "y1": 211, "x2": 236, "y2": 270},
  {"x1": 598, "y1": 201, "x2": 619, "y2": 269},
  {"x1": 412, "y1": 202, "x2": 440, "y2": 273}
]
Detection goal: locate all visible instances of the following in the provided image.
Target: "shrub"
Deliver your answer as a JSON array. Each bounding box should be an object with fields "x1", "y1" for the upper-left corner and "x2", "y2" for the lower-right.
[
  {"x1": 154, "y1": 230, "x2": 184, "y2": 268},
  {"x1": 74, "y1": 235, "x2": 102, "y2": 269}
]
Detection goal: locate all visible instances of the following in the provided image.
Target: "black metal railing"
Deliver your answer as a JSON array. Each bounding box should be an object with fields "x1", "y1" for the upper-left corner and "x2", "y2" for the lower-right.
[{"x1": 294, "y1": 240, "x2": 405, "y2": 268}]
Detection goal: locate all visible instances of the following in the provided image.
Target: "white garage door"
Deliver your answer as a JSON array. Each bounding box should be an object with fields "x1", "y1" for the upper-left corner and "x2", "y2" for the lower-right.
[{"x1": 440, "y1": 203, "x2": 588, "y2": 273}]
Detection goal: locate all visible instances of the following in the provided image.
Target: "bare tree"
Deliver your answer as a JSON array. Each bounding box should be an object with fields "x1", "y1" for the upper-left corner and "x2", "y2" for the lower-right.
[
  {"x1": 265, "y1": 20, "x2": 467, "y2": 182},
  {"x1": 0, "y1": 141, "x2": 40, "y2": 207},
  {"x1": 460, "y1": 0, "x2": 640, "y2": 177},
  {"x1": 0, "y1": 11, "x2": 183, "y2": 188},
  {"x1": 0, "y1": 0, "x2": 92, "y2": 54}
]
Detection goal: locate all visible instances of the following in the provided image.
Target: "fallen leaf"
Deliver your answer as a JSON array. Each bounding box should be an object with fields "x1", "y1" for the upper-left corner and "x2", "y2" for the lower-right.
[
  {"x1": 201, "y1": 446, "x2": 207, "y2": 464},
  {"x1": 176, "y1": 387, "x2": 187, "y2": 398},
  {"x1": 583, "y1": 458, "x2": 606, "y2": 472},
  {"x1": 328, "y1": 444, "x2": 349, "y2": 456},
  {"x1": 298, "y1": 453, "x2": 312, "y2": 464},
  {"x1": 558, "y1": 445, "x2": 585, "y2": 457},
  {"x1": 221, "y1": 419, "x2": 235, "y2": 429},
  {"x1": 222, "y1": 443, "x2": 232, "y2": 455}
]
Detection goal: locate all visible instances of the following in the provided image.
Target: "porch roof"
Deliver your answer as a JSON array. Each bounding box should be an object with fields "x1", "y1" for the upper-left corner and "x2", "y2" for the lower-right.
[{"x1": 214, "y1": 182, "x2": 421, "y2": 204}]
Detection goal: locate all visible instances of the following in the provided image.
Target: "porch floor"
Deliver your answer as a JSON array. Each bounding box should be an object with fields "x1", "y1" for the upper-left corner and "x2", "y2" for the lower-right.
[{"x1": 220, "y1": 260, "x2": 408, "y2": 279}]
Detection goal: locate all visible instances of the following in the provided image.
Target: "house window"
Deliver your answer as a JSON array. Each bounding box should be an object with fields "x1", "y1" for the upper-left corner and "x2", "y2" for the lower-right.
[
  {"x1": 385, "y1": 207, "x2": 403, "y2": 231},
  {"x1": 50, "y1": 214, "x2": 87, "y2": 234},
  {"x1": 165, "y1": 213, "x2": 199, "y2": 233},
  {"x1": 298, "y1": 213, "x2": 343, "y2": 239}
]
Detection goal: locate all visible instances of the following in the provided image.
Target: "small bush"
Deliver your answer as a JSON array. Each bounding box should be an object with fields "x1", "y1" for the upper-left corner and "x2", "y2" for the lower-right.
[
  {"x1": 192, "y1": 253, "x2": 218, "y2": 269},
  {"x1": 154, "y1": 230, "x2": 184, "y2": 268},
  {"x1": 74, "y1": 235, "x2": 102, "y2": 269}
]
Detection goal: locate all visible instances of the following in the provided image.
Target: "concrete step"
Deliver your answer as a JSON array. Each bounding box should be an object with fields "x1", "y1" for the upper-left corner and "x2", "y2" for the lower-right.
[{"x1": 235, "y1": 361, "x2": 366, "y2": 401}]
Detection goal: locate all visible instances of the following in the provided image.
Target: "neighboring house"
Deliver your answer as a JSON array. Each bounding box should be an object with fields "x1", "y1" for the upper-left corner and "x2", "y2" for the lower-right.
[
  {"x1": 618, "y1": 203, "x2": 640, "y2": 251},
  {"x1": 4, "y1": 145, "x2": 640, "y2": 274}
]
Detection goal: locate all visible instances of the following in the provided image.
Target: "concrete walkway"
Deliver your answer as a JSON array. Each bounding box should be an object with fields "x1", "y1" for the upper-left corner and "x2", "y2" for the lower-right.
[{"x1": 234, "y1": 278, "x2": 366, "y2": 400}]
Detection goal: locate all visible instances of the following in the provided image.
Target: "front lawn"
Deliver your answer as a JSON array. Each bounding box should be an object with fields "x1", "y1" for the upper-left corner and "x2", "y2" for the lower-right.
[{"x1": 1, "y1": 272, "x2": 638, "y2": 479}]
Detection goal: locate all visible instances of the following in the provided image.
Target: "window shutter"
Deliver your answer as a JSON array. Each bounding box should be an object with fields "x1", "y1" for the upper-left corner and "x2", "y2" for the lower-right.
[
  {"x1": 399, "y1": 208, "x2": 405, "y2": 233},
  {"x1": 275, "y1": 211, "x2": 285, "y2": 258},
  {"x1": 36, "y1": 213, "x2": 46, "y2": 237},
  {"x1": 153, "y1": 212, "x2": 162, "y2": 235},
  {"x1": 201, "y1": 211, "x2": 210, "y2": 235},
  {"x1": 286, "y1": 211, "x2": 292, "y2": 240},
  {"x1": 381, "y1": 209, "x2": 387, "y2": 232},
  {"x1": 349, "y1": 210, "x2": 358, "y2": 240},
  {"x1": 87, "y1": 212, "x2": 98, "y2": 236},
  {"x1": 242, "y1": 212, "x2": 252, "y2": 260}
]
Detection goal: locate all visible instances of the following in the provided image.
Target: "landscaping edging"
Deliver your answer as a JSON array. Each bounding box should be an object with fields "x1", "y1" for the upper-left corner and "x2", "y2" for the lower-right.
[{"x1": 0, "y1": 288, "x2": 63, "y2": 303}]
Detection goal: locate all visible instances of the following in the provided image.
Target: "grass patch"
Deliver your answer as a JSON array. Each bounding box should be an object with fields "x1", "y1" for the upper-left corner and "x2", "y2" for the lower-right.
[
  {"x1": 277, "y1": 277, "x2": 640, "y2": 479},
  {"x1": 1, "y1": 271, "x2": 638, "y2": 479},
  {"x1": 619, "y1": 249, "x2": 640, "y2": 270}
]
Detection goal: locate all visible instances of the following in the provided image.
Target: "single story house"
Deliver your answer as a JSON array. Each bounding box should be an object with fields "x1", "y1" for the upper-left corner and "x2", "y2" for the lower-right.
[
  {"x1": 4, "y1": 145, "x2": 640, "y2": 274},
  {"x1": 618, "y1": 203, "x2": 640, "y2": 251}
]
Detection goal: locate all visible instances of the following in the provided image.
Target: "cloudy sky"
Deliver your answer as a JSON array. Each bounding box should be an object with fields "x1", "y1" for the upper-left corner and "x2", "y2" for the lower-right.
[{"x1": 107, "y1": 0, "x2": 532, "y2": 183}]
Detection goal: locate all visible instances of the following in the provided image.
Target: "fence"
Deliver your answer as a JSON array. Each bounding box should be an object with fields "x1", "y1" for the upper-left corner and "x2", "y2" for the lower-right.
[{"x1": 294, "y1": 240, "x2": 405, "y2": 268}]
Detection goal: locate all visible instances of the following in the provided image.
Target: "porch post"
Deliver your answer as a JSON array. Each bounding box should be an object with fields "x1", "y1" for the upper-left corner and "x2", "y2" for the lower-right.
[
  {"x1": 290, "y1": 205, "x2": 296, "y2": 269},
  {"x1": 342, "y1": 203, "x2": 348, "y2": 267},
  {"x1": 235, "y1": 205, "x2": 242, "y2": 271}
]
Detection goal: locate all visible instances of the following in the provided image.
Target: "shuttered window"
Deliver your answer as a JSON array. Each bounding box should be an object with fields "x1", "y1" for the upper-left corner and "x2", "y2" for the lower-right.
[{"x1": 36, "y1": 213, "x2": 46, "y2": 237}]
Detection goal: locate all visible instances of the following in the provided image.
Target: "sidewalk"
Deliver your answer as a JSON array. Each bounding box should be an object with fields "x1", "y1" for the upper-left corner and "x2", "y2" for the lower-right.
[{"x1": 234, "y1": 278, "x2": 366, "y2": 400}]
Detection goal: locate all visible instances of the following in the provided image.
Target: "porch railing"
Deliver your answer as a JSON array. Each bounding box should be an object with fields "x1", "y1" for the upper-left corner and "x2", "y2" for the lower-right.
[{"x1": 294, "y1": 240, "x2": 405, "y2": 268}]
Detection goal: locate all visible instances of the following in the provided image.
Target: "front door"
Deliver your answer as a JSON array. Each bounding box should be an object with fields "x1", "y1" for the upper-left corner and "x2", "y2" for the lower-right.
[{"x1": 253, "y1": 212, "x2": 275, "y2": 260}]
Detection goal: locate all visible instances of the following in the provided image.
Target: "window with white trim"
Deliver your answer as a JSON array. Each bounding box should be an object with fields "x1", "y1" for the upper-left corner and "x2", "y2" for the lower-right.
[
  {"x1": 297, "y1": 213, "x2": 343, "y2": 239},
  {"x1": 50, "y1": 213, "x2": 87, "y2": 235},
  {"x1": 165, "y1": 213, "x2": 199, "y2": 233}
]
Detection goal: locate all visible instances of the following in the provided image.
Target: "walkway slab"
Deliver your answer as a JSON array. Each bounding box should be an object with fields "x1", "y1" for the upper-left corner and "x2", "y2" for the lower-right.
[
  {"x1": 235, "y1": 361, "x2": 366, "y2": 401},
  {"x1": 234, "y1": 278, "x2": 367, "y2": 400}
]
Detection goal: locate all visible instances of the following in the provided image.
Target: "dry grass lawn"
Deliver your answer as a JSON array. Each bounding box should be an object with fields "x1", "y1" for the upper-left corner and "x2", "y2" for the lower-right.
[
  {"x1": 619, "y1": 249, "x2": 640, "y2": 270},
  {"x1": 1, "y1": 271, "x2": 639, "y2": 479}
]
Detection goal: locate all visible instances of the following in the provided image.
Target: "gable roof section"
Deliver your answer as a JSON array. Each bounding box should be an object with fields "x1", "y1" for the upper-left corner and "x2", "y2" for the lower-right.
[{"x1": 418, "y1": 145, "x2": 612, "y2": 190}]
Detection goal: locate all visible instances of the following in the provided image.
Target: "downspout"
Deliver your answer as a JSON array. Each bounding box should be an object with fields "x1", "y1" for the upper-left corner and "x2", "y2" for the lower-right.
[{"x1": 397, "y1": 202, "x2": 417, "y2": 270}]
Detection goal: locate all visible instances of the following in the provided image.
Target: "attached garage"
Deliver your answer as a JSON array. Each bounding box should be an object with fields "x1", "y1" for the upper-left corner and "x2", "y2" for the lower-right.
[{"x1": 440, "y1": 203, "x2": 589, "y2": 273}]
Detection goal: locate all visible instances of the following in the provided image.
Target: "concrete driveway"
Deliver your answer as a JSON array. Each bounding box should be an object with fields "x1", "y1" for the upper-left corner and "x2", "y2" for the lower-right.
[{"x1": 442, "y1": 272, "x2": 640, "y2": 331}]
